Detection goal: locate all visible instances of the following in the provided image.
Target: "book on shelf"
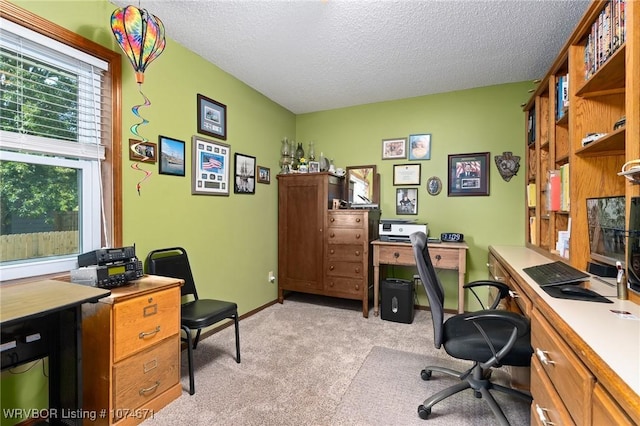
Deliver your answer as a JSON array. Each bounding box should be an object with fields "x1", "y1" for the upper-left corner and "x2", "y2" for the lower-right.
[
  {"x1": 527, "y1": 110, "x2": 536, "y2": 145},
  {"x1": 555, "y1": 73, "x2": 569, "y2": 120},
  {"x1": 527, "y1": 183, "x2": 537, "y2": 208},
  {"x1": 584, "y1": 0, "x2": 626, "y2": 80},
  {"x1": 547, "y1": 169, "x2": 561, "y2": 211},
  {"x1": 529, "y1": 216, "x2": 537, "y2": 245},
  {"x1": 560, "y1": 163, "x2": 570, "y2": 211}
]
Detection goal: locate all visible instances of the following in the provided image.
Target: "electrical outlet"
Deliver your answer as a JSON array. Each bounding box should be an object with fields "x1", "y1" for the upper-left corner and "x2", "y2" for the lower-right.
[{"x1": 268, "y1": 271, "x2": 275, "y2": 283}]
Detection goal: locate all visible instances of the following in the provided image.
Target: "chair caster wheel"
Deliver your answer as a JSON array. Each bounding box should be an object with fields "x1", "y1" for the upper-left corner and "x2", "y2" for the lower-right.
[
  {"x1": 474, "y1": 391, "x2": 482, "y2": 398},
  {"x1": 418, "y1": 405, "x2": 431, "y2": 419},
  {"x1": 421, "y1": 369, "x2": 432, "y2": 381}
]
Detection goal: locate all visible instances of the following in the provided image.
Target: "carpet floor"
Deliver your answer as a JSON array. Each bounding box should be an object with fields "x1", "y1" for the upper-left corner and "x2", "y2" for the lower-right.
[{"x1": 141, "y1": 293, "x2": 530, "y2": 425}]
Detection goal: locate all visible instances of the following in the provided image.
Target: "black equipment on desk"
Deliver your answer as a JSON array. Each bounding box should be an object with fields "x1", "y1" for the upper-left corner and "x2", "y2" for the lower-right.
[
  {"x1": 522, "y1": 261, "x2": 589, "y2": 287},
  {"x1": 72, "y1": 246, "x2": 142, "y2": 288}
]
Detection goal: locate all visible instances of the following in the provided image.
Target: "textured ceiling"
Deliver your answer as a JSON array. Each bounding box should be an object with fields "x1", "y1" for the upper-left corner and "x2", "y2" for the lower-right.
[{"x1": 111, "y1": 0, "x2": 590, "y2": 114}]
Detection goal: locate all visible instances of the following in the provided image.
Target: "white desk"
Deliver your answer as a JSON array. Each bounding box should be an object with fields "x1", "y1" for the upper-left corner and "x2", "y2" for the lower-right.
[{"x1": 490, "y1": 245, "x2": 640, "y2": 424}]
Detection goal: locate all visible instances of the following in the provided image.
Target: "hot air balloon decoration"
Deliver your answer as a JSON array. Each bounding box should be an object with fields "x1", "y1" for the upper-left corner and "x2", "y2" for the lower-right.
[{"x1": 111, "y1": 5, "x2": 166, "y2": 195}]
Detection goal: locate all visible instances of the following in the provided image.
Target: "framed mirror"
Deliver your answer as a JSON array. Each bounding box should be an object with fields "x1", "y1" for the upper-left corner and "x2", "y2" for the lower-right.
[{"x1": 346, "y1": 165, "x2": 379, "y2": 206}]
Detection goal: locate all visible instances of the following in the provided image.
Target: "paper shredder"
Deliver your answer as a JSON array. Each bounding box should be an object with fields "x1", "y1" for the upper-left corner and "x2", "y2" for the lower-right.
[{"x1": 380, "y1": 278, "x2": 415, "y2": 324}]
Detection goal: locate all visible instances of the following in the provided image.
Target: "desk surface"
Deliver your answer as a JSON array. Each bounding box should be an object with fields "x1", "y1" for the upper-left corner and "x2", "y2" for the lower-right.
[
  {"x1": 0, "y1": 280, "x2": 110, "y2": 325},
  {"x1": 490, "y1": 245, "x2": 640, "y2": 398}
]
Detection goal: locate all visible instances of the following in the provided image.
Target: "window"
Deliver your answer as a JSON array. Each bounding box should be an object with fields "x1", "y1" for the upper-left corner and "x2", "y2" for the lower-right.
[{"x1": 0, "y1": 5, "x2": 122, "y2": 281}]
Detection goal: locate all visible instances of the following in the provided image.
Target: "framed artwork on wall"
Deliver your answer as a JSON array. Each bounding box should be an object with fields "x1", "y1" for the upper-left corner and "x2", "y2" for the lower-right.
[
  {"x1": 382, "y1": 138, "x2": 407, "y2": 160},
  {"x1": 447, "y1": 152, "x2": 490, "y2": 196},
  {"x1": 197, "y1": 94, "x2": 227, "y2": 140},
  {"x1": 191, "y1": 135, "x2": 230, "y2": 196},
  {"x1": 396, "y1": 188, "x2": 418, "y2": 215},
  {"x1": 257, "y1": 165, "x2": 271, "y2": 184},
  {"x1": 408, "y1": 134, "x2": 431, "y2": 160},
  {"x1": 129, "y1": 139, "x2": 156, "y2": 163},
  {"x1": 234, "y1": 153, "x2": 256, "y2": 194},
  {"x1": 393, "y1": 163, "x2": 421, "y2": 185},
  {"x1": 158, "y1": 135, "x2": 185, "y2": 176}
]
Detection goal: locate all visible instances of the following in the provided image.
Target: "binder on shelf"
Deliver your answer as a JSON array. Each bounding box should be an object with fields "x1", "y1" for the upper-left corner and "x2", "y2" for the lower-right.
[
  {"x1": 527, "y1": 183, "x2": 537, "y2": 208},
  {"x1": 529, "y1": 216, "x2": 537, "y2": 245},
  {"x1": 547, "y1": 170, "x2": 561, "y2": 211}
]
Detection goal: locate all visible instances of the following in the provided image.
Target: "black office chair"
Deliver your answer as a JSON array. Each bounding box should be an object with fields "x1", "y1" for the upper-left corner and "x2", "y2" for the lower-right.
[
  {"x1": 409, "y1": 232, "x2": 532, "y2": 425},
  {"x1": 145, "y1": 247, "x2": 240, "y2": 395}
]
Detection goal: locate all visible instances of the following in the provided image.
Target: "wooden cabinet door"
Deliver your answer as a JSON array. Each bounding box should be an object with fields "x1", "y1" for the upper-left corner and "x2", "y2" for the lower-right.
[{"x1": 278, "y1": 174, "x2": 327, "y2": 292}]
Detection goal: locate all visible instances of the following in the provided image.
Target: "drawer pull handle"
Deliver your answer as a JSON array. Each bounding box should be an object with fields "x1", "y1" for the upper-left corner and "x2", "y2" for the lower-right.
[
  {"x1": 356, "y1": 233, "x2": 361, "y2": 239},
  {"x1": 143, "y1": 358, "x2": 158, "y2": 373},
  {"x1": 139, "y1": 326, "x2": 161, "y2": 339},
  {"x1": 435, "y1": 254, "x2": 442, "y2": 261},
  {"x1": 535, "y1": 404, "x2": 555, "y2": 425},
  {"x1": 330, "y1": 249, "x2": 335, "y2": 254},
  {"x1": 329, "y1": 265, "x2": 335, "y2": 271},
  {"x1": 535, "y1": 348, "x2": 555, "y2": 365},
  {"x1": 394, "y1": 252, "x2": 400, "y2": 259},
  {"x1": 355, "y1": 250, "x2": 360, "y2": 256},
  {"x1": 355, "y1": 267, "x2": 360, "y2": 273},
  {"x1": 139, "y1": 381, "x2": 160, "y2": 395},
  {"x1": 330, "y1": 232, "x2": 335, "y2": 238},
  {"x1": 329, "y1": 281, "x2": 334, "y2": 287},
  {"x1": 143, "y1": 304, "x2": 158, "y2": 317},
  {"x1": 494, "y1": 275, "x2": 505, "y2": 282},
  {"x1": 330, "y1": 217, "x2": 335, "y2": 222},
  {"x1": 509, "y1": 290, "x2": 519, "y2": 298},
  {"x1": 356, "y1": 218, "x2": 361, "y2": 222}
]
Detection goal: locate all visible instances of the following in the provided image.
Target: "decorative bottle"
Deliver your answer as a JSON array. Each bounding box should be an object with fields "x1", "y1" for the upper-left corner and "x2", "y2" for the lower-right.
[
  {"x1": 279, "y1": 137, "x2": 291, "y2": 174},
  {"x1": 295, "y1": 143, "x2": 305, "y2": 169},
  {"x1": 308, "y1": 141, "x2": 316, "y2": 161}
]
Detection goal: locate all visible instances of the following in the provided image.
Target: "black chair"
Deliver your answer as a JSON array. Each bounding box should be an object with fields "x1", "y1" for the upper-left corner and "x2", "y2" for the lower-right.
[
  {"x1": 409, "y1": 232, "x2": 532, "y2": 425},
  {"x1": 145, "y1": 247, "x2": 240, "y2": 395}
]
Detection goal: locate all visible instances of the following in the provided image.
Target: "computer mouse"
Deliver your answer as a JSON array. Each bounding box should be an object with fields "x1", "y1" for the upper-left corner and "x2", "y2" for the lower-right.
[{"x1": 559, "y1": 285, "x2": 596, "y2": 297}]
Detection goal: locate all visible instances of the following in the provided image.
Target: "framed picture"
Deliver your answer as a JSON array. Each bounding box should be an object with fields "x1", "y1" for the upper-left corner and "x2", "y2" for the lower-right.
[
  {"x1": 382, "y1": 138, "x2": 407, "y2": 160},
  {"x1": 408, "y1": 134, "x2": 431, "y2": 160},
  {"x1": 393, "y1": 163, "x2": 421, "y2": 185},
  {"x1": 129, "y1": 139, "x2": 156, "y2": 163},
  {"x1": 158, "y1": 135, "x2": 185, "y2": 176},
  {"x1": 197, "y1": 94, "x2": 227, "y2": 140},
  {"x1": 257, "y1": 165, "x2": 271, "y2": 184},
  {"x1": 234, "y1": 153, "x2": 256, "y2": 194},
  {"x1": 448, "y1": 152, "x2": 490, "y2": 196},
  {"x1": 191, "y1": 135, "x2": 230, "y2": 196},
  {"x1": 426, "y1": 176, "x2": 442, "y2": 196},
  {"x1": 308, "y1": 161, "x2": 320, "y2": 173},
  {"x1": 396, "y1": 188, "x2": 418, "y2": 215}
]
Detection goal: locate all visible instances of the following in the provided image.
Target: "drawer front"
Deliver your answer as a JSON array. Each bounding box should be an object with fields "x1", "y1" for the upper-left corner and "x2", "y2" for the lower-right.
[
  {"x1": 327, "y1": 244, "x2": 364, "y2": 262},
  {"x1": 327, "y1": 228, "x2": 365, "y2": 244},
  {"x1": 428, "y1": 247, "x2": 459, "y2": 269},
  {"x1": 327, "y1": 213, "x2": 366, "y2": 228},
  {"x1": 530, "y1": 356, "x2": 575, "y2": 426},
  {"x1": 377, "y1": 245, "x2": 415, "y2": 266},
  {"x1": 592, "y1": 383, "x2": 635, "y2": 426},
  {"x1": 531, "y1": 308, "x2": 594, "y2": 425},
  {"x1": 113, "y1": 336, "x2": 179, "y2": 418},
  {"x1": 327, "y1": 261, "x2": 364, "y2": 278},
  {"x1": 509, "y1": 279, "x2": 532, "y2": 316},
  {"x1": 113, "y1": 288, "x2": 180, "y2": 362},
  {"x1": 325, "y1": 277, "x2": 364, "y2": 296}
]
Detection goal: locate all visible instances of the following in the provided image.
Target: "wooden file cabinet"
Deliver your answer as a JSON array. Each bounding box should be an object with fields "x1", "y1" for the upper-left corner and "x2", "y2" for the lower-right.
[{"x1": 82, "y1": 275, "x2": 183, "y2": 426}]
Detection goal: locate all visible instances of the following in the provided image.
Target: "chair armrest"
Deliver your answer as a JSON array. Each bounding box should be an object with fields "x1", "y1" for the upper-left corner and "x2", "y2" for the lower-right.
[
  {"x1": 463, "y1": 280, "x2": 510, "y2": 309},
  {"x1": 464, "y1": 310, "x2": 531, "y2": 369}
]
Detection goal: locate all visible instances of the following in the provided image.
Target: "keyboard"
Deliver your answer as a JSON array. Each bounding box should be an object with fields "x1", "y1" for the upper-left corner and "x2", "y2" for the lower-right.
[{"x1": 522, "y1": 261, "x2": 590, "y2": 287}]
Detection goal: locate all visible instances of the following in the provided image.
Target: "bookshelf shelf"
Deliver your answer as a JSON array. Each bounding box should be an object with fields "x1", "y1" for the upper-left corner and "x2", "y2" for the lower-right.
[
  {"x1": 575, "y1": 127, "x2": 625, "y2": 156},
  {"x1": 576, "y1": 43, "x2": 626, "y2": 97}
]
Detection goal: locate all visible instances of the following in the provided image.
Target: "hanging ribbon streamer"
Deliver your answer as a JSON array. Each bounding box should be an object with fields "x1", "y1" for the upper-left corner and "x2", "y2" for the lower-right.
[
  {"x1": 111, "y1": 5, "x2": 166, "y2": 195},
  {"x1": 129, "y1": 88, "x2": 152, "y2": 195}
]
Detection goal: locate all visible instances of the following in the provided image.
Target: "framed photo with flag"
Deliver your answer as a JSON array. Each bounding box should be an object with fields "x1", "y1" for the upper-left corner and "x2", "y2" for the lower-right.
[
  {"x1": 447, "y1": 152, "x2": 489, "y2": 196},
  {"x1": 191, "y1": 135, "x2": 230, "y2": 196}
]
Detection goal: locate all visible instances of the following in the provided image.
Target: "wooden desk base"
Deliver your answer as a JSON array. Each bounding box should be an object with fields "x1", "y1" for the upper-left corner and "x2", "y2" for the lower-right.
[{"x1": 371, "y1": 240, "x2": 468, "y2": 315}]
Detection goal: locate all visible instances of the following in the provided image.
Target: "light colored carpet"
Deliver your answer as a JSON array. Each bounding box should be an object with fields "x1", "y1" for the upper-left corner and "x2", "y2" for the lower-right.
[
  {"x1": 141, "y1": 293, "x2": 530, "y2": 425},
  {"x1": 332, "y1": 346, "x2": 531, "y2": 425}
]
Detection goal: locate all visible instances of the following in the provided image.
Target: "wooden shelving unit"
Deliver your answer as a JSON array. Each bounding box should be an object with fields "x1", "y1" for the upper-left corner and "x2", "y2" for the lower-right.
[{"x1": 524, "y1": 0, "x2": 639, "y2": 271}]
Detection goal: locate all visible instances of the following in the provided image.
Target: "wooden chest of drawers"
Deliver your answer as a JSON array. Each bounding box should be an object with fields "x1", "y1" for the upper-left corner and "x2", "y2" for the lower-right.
[
  {"x1": 82, "y1": 275, "x2": 182, "y2": 426},
  {"x1": 325, "y1": 210, "x2": 379, "y2": 317}
]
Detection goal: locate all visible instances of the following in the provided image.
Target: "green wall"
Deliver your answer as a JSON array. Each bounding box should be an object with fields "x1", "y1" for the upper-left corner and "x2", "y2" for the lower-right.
[
  {"x1": 296, "y1": 83, "x2": 529, "y2": 308},
  {"x1": 3, "y1": 1, "x2": 528, "y2": 422}
]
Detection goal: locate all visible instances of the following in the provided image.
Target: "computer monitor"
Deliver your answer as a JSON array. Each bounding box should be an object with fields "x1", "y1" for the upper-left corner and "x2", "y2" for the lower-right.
[
  {"x1": 628, "y1": 196, "x2": 640, "y2": 292},
  {"x1": 586, "y1": 196, "x2": 626, "y2": 266}
]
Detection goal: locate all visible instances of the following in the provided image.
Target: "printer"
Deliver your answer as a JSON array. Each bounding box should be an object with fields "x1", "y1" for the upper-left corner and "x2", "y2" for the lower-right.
[{"x1": 379, "y1": 219, "x2": 428, "y2": 242}]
